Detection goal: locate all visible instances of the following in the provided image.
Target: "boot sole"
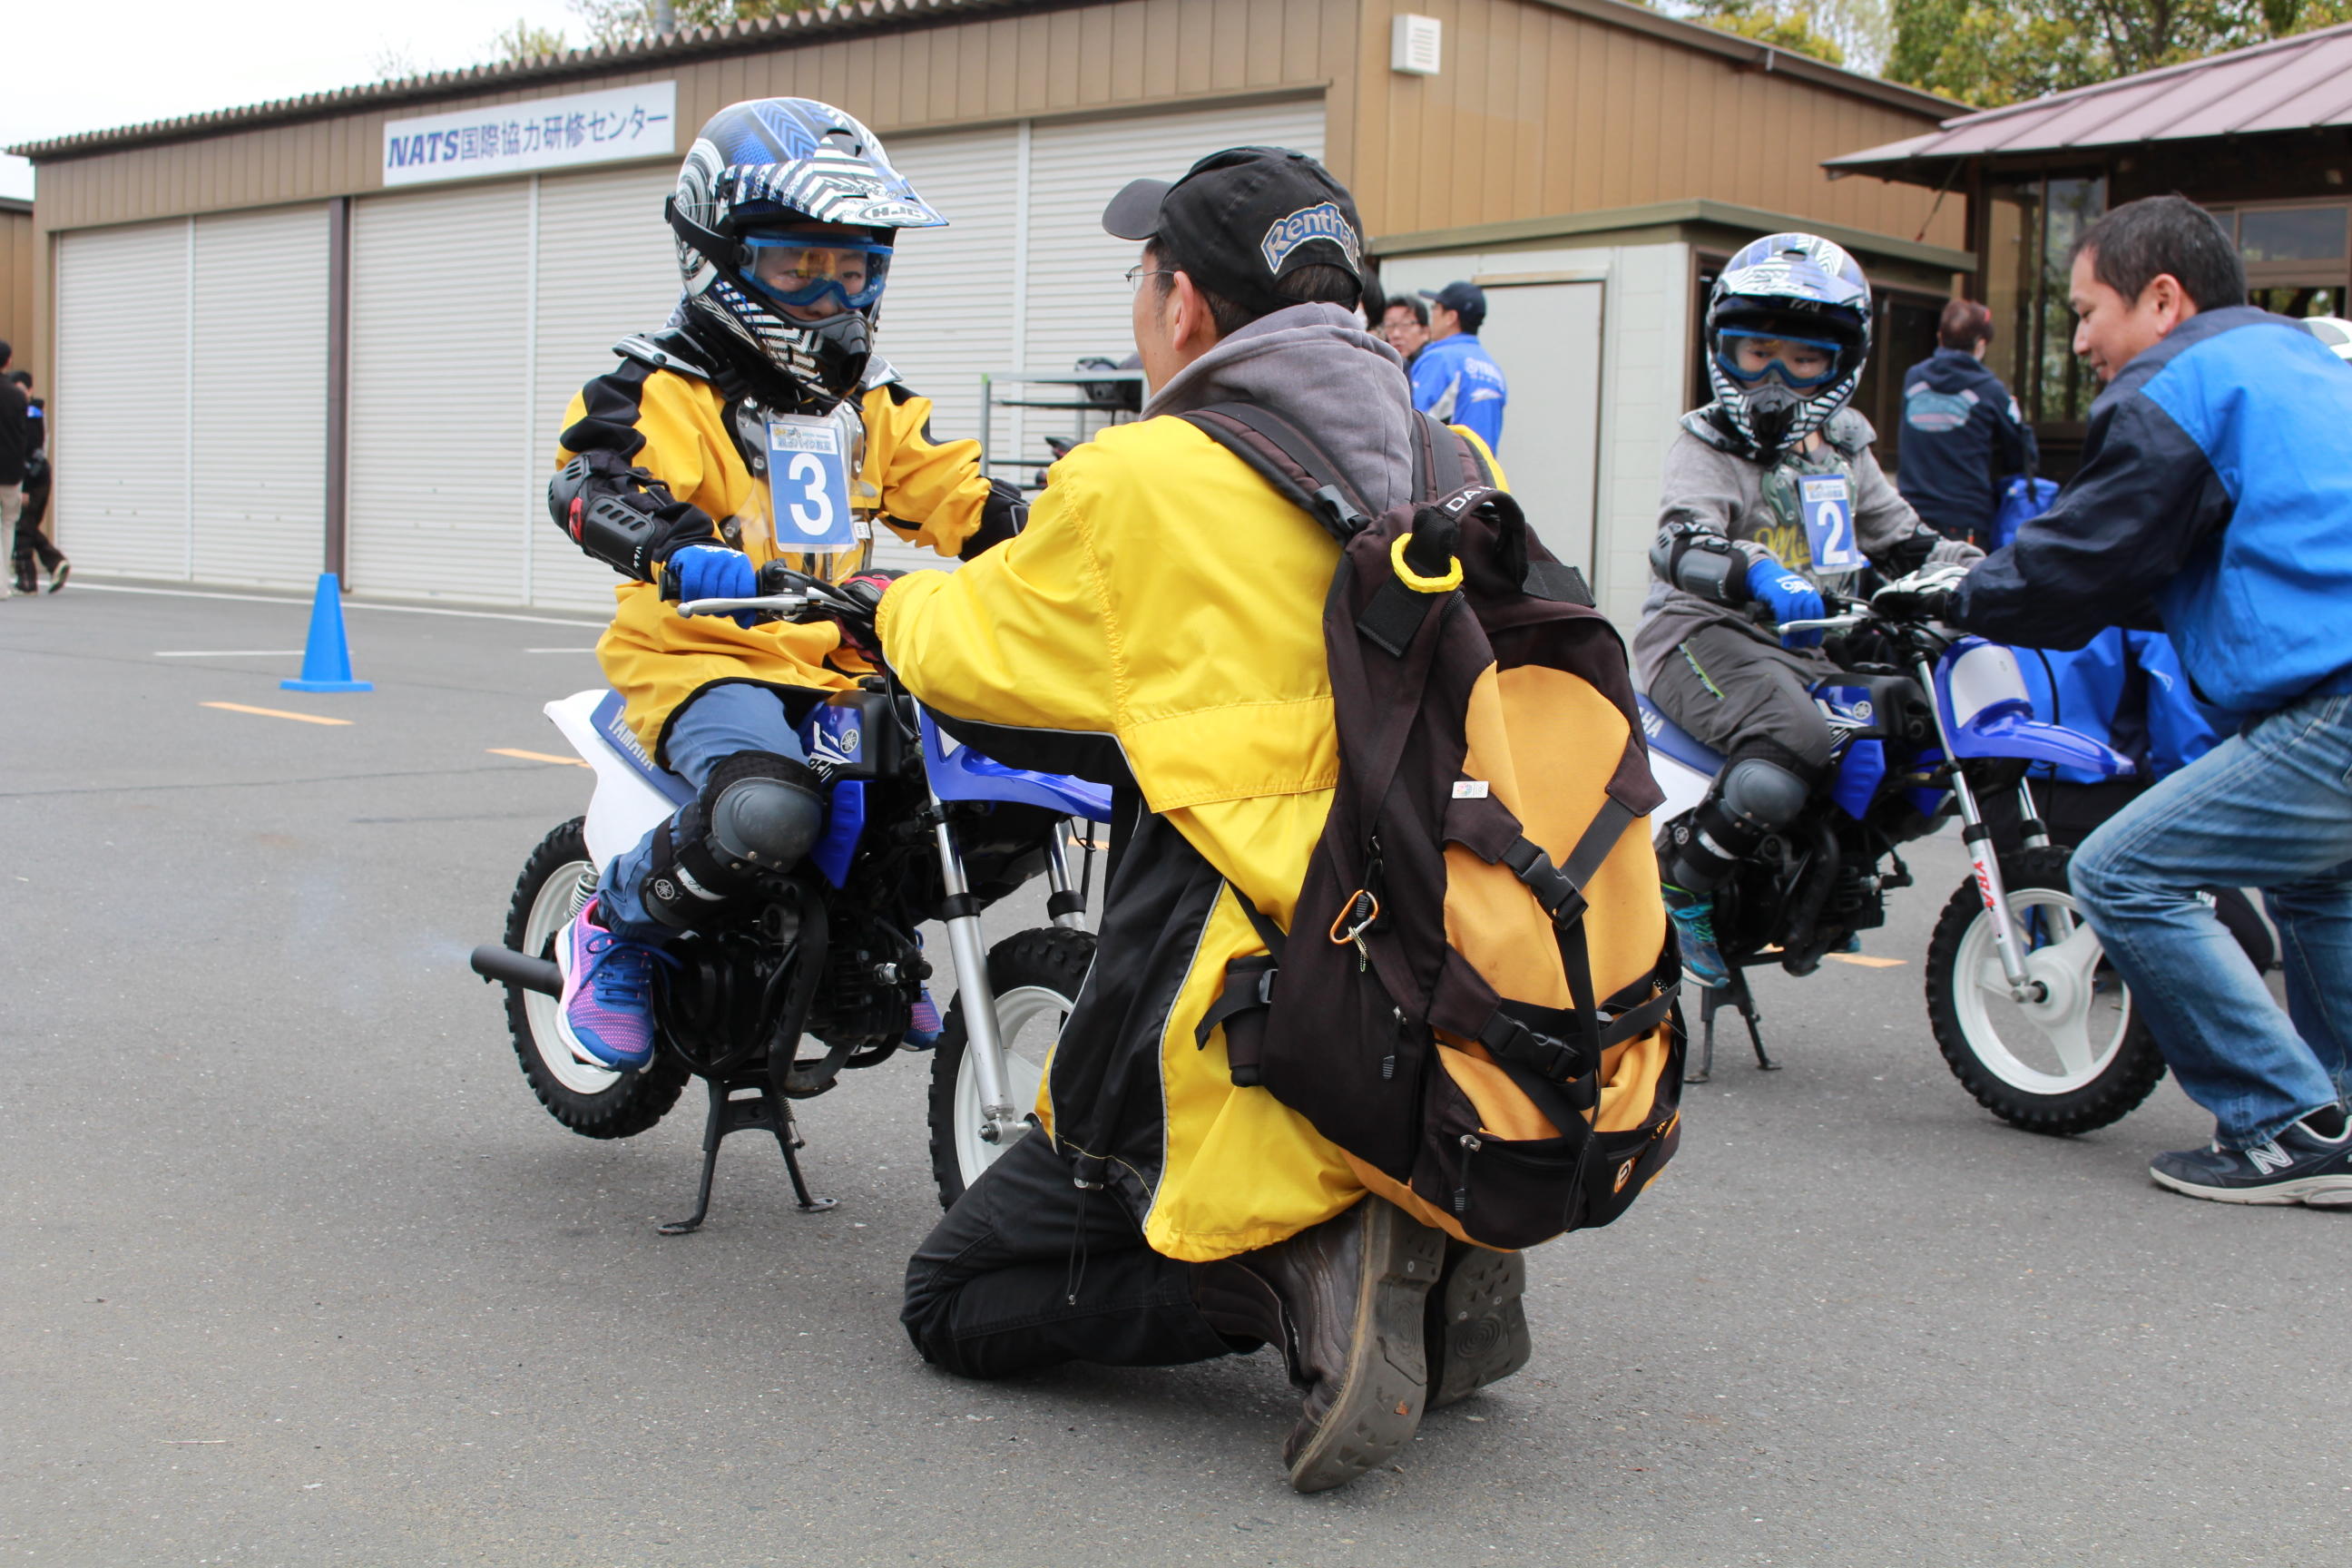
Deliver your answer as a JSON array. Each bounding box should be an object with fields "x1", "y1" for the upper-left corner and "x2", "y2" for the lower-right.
[
  {"x1": 1426, "y1": 1242, "x2": 1531, "y2": 1408},
  {"x1": 1284, "y1": 1200, "x2": 1446, "y2": 1494}
]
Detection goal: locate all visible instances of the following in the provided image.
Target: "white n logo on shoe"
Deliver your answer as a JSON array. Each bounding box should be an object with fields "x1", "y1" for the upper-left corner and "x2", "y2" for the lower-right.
[{"x1": 2246, "y1": 1141, "x2": 2295, "y2": 1175}]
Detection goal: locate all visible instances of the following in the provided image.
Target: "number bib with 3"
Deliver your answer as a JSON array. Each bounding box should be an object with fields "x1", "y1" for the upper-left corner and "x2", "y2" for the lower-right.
[{"x1": 766, "y1": 415, "x2": 867, "y2": 552}]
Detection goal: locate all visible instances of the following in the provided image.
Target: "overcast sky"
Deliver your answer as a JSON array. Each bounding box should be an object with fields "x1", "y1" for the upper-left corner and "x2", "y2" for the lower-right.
[{"x1": 2, "y1": 1, "x2": 583, "y2": 200}]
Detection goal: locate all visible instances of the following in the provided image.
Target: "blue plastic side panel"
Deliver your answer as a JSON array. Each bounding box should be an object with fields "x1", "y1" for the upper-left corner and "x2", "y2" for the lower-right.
[
  {"x1": 1956, "y1": 713, "x2": 2138, "y2": 777},
  {"x1": 1832, "y1": 739, "x2": 1886, "y2": 818},
  {"x1": 1636, "y1": 694, "x2": 1726, "y2": 777},
  {"x1": 590, "y1": 690, "x2": 695, "y2": 806},
  {"x1": 809, "y1": 779, "x2": 866, "y2": 888},
  {"x1": 920, "y1": 711, "x2": 1114, "y2": 820}
]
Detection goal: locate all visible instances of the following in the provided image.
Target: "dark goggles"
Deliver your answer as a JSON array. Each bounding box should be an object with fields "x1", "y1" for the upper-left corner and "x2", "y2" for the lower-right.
[
  {"x1": 1714, "y1": 328, "x2": 1849, "y2": 391},
  {"x1": 739, "y1": 235, "x2": 893, "y2": 313}
]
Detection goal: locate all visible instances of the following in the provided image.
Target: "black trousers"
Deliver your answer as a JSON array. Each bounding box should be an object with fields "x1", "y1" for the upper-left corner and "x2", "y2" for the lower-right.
[
  {"x1": 15, "y1": 475, "x2": 63, "y2": 579},
  {"x1": 900, "y1": 1131, "x2": 1239, "y2": 1379}
]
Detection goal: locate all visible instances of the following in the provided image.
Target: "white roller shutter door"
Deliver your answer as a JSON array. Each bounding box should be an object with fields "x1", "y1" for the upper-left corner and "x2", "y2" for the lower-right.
[
  {"x1": 191, "y1": 207, "x2": 329, "y2": 589},
  {"x1": 54, "y1": 220, "x2": 193, "y2": 578},
  {"x1": 348, "y1": 182, "x2": 531, "y2": 602},
  {"x1": 1014, "y1": 99, "x2": 1326, "y2": 473},
  {"x1": 530, "y1": 165, "x2": 683, "y2": 611}
]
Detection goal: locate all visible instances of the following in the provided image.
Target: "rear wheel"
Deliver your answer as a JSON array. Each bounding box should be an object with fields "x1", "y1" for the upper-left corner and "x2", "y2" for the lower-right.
[
  {"x1": 1925, "y1": 845, "x2": 2164, "y2": 1135},
  {"x1": 502, "y1": 818, "x2": 690, "y2": 1139},
  {"x1": 926, "y1": 927, "x2": 1094, "y2": 1209}
]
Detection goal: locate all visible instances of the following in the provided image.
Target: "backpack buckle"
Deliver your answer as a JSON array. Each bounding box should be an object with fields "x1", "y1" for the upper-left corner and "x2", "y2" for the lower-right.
[
  {"x1": 1499, "y1": 840, "x2": 1589, "y2": 924},
  {"x1": 1387, "y1": 534, "x2": 1462, "y2": 593}
]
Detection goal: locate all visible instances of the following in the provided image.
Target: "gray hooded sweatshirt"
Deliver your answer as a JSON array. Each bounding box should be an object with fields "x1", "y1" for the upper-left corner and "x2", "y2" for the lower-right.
[{"x1": 1142, "y1": 301, "x2": 1425, "y2": 514}]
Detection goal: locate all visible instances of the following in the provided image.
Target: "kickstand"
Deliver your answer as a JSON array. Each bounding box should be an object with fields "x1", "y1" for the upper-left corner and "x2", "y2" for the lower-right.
[
  {"x1": 659, "y1": 1073, "x2": 839, "y2": 1236},
  {"x1": 1685, "y1": 968, "x2": 1775, "y2": 1083}
]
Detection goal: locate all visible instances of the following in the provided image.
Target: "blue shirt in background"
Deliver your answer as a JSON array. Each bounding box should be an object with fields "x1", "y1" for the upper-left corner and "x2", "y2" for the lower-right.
[{"x1": 1409, "y1": 332, "x2": 1507, "y2": 452}]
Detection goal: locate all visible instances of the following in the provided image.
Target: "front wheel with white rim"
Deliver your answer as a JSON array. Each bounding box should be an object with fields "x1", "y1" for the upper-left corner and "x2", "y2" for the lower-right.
[
  {"x1": 502, "y1": 817, "x2": 691, "y2": 1139},
  {"x1": 1926, "y1": 845, "x2": 2166, "y2": 1136},
  {"x1": 926, "y1": 926, "x2": 1094, "y2": 1209}
]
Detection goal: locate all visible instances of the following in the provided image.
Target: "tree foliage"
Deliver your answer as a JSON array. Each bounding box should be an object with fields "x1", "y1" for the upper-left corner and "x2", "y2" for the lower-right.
[
  {"x1": 566, "y1": 0, "x2": 818, "y2": 49},
  {"x1": 1887, "y1": 0, "x2": 2352, "y2": 107},
  {"x1": 492, "y1": 18, "x2": 572, "y2": 63}
]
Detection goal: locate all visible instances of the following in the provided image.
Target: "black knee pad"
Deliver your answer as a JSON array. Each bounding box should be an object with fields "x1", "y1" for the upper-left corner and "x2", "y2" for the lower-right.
[
  {"x1": 1663, "y1": 752, "x2": 1816, "y2": 894},
  {"x1": 641, "y1": 751, "x2": 824, "y2": 933}
]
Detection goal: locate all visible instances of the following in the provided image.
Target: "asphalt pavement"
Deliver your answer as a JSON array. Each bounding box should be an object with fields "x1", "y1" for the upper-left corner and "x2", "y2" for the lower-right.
[{"x1": 2, "y1": 581, "x2": 2344, "y2": 1567}]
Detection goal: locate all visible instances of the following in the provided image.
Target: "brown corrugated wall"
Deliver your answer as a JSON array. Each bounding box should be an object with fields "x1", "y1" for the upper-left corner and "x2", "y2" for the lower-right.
[
  {"x1": 19, "y1": 0, "x2": 1955, "y2": 390},
  {"x1": 0, "y1": 207, "x2": 32, "y2": 368}
]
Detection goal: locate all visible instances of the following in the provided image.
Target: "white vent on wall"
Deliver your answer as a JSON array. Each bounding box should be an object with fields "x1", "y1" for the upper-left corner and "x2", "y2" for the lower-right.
[{"x1": 1392, "y1": 15, "x2": 1443, "y2": 76}]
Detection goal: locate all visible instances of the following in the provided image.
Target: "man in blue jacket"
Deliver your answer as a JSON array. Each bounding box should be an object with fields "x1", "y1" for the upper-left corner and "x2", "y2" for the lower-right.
[
  {"x1": 1895, "y1": 298, "x2": 2037, "y2": 546},
  {"x1": 1891, "y1": 194, "x2": 2352, "y2": 1206},
  {"x1": 1410, "y1": 282, "x2": 1506, "y2": 451}
]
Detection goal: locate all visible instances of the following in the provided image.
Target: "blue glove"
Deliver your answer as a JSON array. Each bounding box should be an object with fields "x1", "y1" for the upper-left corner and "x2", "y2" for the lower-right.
[
  {"x1": 668, "y1": 545, "x2": 760, "y2": 628},
  {"x1": 1746, "y1": 557, "x2": 1826, "y2": 649}
]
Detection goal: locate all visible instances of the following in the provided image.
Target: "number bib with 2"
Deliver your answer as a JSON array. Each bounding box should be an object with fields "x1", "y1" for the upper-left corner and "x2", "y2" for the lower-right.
[
  {"x1": 765, "y1": 415, "x2": 867, "y2": 551},
  {"x1": 1798, "y1": 473, "x2": 1860, "y2": 573}
]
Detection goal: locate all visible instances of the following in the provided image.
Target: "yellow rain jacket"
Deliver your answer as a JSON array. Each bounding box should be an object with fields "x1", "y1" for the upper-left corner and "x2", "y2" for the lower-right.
[
  {"x1": 882, "y1": 408, "x2": 1632, "y2": 1263},
  {"x1": 554, "y1": 350, "x2": 995, "y2": 760}
]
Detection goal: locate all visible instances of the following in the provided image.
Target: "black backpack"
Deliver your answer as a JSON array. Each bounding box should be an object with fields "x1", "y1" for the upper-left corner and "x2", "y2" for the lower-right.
[{"x1": 1181, "y1": 402, "x2": 1686, "y2": 1250}]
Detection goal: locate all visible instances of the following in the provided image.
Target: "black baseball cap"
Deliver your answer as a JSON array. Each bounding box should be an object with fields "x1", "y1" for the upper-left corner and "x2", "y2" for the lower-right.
[
  {"x1": 1420, "y1": 280, "x2": 1486, "y2": 328},
  {"x1": 1102, "y1": 146, "x2": 1365, "y2": 317}
]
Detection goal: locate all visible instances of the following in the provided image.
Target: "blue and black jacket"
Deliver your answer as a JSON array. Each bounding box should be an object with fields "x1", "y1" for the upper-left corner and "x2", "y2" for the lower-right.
[
  {"x1": 1953, "y1": 306, "x2": 2352, "y2": 717},
  {"x1": 1894, "y1": 347, "x2": 2036, "y2": 544},
  {"x1": 1409, "y1": 333, "x2": 1507, "y2": 452}
]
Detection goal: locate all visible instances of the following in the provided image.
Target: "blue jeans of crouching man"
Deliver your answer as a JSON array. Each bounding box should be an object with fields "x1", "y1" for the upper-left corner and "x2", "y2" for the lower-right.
[{"x1": 2072, "y1": 691, "x2": 2352, "y2": 1146}]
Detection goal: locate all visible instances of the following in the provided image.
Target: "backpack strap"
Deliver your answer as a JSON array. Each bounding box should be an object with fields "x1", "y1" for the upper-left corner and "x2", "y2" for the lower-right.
[{"x1": 1181, "y1": 403, "x2": 1375, "y2": 541}]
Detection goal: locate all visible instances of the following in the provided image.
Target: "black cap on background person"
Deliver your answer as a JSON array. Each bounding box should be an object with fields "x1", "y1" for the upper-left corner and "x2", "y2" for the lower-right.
[
  {"x1": 1419, "y1": 281, "x2": 1486, "y2": 334},
  {"x1": 1102, "y1": 146, "x2": 1367, "y2": 316}
]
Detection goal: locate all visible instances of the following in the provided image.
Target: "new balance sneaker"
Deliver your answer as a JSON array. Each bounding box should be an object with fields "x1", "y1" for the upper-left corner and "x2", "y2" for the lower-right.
[
  {"x1": 554, "y1": 897, "x2": 668, "y2": 1072},
  {"x1": 1661, "y1": 882, "x2": 1730, "y2": 990},
  {"x1": 2149, "y1": 1107, "x2": 2352, "y2": 1207}
]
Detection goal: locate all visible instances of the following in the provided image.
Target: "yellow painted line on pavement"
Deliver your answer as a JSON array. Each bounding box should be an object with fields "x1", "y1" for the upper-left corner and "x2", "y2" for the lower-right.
[
  {"x1": 489, "y1": 748, "x2": 590, "y2": 768},
  {"x1": 201, "y1": 701, "x2": 353, "y2": 727},
  {"x1": 1826, "y1": 952, "x2": 1907, "y2": 969}
]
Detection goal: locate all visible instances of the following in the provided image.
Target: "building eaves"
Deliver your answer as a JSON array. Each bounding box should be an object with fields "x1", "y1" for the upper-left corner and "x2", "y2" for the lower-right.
[
  {"x1": 5, "y1": 0, "x2": 1051, "y2": 162},
  {"x1": 0, "y1": 195, "x2": 32, "y2": 215},
  {"x1": 10, "y1": 0, "x2": 1960, "y2": 165},
  {"x1": 1827, "y1": 20, "x2": 2352, "y2": 186}
]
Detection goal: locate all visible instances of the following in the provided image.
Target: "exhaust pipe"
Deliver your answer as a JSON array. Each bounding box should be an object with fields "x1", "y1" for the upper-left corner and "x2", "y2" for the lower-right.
[{"x1": 470, "y1": 945, "x2": 562, "y2": 996}]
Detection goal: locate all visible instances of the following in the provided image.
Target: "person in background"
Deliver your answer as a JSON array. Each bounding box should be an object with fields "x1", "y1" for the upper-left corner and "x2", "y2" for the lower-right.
[
  {"x1": 1377, "y1": 294, "x2": 1428, "y2": 364},
  {"x1": 1410, "y1": 281, "x2": 1506, "y2": 451},
  {"x1": 1896, "y1": 193, "x2": 2352, "y2": 1205},
  {"x1": 9, "y1": 369, "x2": 66, "y2": 593},
  {"x1": 1894, "y1": 298, "x2": 2037, "y2": 548},
  {"x1": 0, "y1": 345, "x2": 27, "y2": 603}
]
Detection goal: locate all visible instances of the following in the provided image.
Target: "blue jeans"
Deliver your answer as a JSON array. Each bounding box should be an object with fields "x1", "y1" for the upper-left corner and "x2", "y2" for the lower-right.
[
  {"x1": 2072, "y1": 691, "x2": 2352, "y2": 1147},
  {"x1": 600, "y1": 684, "x2": 808, "y2": 941}
]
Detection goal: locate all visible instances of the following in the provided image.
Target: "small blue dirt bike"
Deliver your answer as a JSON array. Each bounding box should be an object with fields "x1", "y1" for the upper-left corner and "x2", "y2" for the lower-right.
[
  {"x1": 1639, "y1": 589, "x2": 2166, "y2": 1134},
  {"x1": 471, "y1": 570, "x2": 1106, "y2": 1231}
]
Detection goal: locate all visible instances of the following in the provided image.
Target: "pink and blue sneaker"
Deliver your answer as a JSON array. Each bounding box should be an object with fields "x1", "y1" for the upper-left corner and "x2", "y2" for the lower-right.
[{"x1": 554, "y1": 897, "x2": 671, "y2": 1071}]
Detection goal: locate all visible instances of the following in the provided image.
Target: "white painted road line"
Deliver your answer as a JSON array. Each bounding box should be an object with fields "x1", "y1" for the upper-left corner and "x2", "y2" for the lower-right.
[
  {"x1": 77, "y1": 580, "x2": 606, "y2": 630},
  {"x1": 154, "y1": 650, "x2": 306, "y2": 658}
]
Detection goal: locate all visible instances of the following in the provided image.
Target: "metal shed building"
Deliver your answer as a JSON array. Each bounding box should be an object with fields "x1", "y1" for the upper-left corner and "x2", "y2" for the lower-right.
[{"x1": 11, "y1": 0, "x2": 1961, "y2": 622}]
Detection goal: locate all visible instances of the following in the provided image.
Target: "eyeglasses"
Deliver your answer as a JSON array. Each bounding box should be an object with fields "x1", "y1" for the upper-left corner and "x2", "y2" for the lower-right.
[{"x1": 1124, "y1": 265, "x2": 1177, "y2": 294}]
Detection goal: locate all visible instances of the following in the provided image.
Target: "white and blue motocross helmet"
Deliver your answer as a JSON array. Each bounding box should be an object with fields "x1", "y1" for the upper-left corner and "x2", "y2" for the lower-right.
[
  {"x1": 667, "y1": 98, "x2": 947, "y2": 404},
  {"x1": 1704, "y1": 232, "x2": 1874, "y2": 457}
]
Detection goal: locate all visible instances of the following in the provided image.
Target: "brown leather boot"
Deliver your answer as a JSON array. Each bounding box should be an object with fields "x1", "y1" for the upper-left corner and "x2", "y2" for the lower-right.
[
  {"x1": 1193, "y1": 1196, "x2": 1446, "y2": 1493},
  {"x1": 1424, "y1": 1240, "x2": 1531, "y2": 1408}
]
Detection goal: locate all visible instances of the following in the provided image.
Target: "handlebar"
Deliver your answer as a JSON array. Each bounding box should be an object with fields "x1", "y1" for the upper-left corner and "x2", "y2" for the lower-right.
[{"x1": 677, "y1": 593, "x2": 813, "y2": 619}]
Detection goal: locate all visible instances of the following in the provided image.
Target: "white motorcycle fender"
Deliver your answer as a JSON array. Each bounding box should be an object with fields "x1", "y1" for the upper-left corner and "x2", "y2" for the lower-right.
[
  {"x1": 1649, "y1": 747, "x2": 1714, "y2": 824},
  {"x1": 544, "y1": 690, "x2": 685, "y2": 870}
]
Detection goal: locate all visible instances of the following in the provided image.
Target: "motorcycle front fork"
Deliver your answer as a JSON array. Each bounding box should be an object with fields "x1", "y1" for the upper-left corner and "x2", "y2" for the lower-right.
[
  {"x1": 930, "y1": 806, "x2": 1091, "y2": 1149},
  {"x1": 1920, "y1": 658, "x2": 2050, "y2": 1004}
]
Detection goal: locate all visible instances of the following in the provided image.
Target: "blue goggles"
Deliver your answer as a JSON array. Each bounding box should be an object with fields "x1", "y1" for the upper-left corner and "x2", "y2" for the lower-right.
[
  {"x1": 1715, "y1": 328, "x2": 1847, "y2": 390},
  {"x1": 739, "y1": 235, "x2": 894, "y2": 314}
]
